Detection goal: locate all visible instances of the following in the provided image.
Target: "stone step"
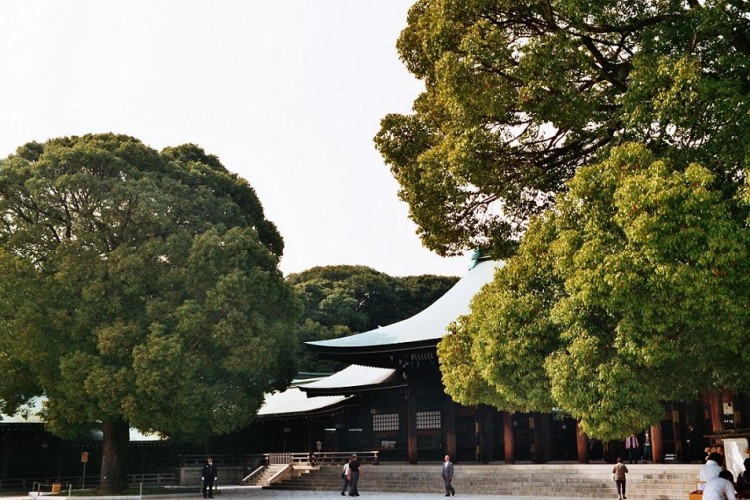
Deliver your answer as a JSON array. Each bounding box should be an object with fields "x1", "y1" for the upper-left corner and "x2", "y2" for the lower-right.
[{"x1": 265, "y1": 463, "x2": 702, "y2": 499}]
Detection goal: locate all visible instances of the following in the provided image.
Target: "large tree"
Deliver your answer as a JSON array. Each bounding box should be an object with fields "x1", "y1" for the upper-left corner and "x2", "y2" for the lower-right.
[
  {"x1": 375, "y1": 0, "x2": 750, "y2": 258},
  {"x1": 288, "y1": 265, "x2": 458, "y2": 371},
  {"x1": 439, "y1": 144, "x2": 750, "y2": 439},
  {"x1": 0, "y1": 134, "x2": 301, "y2": 492}
]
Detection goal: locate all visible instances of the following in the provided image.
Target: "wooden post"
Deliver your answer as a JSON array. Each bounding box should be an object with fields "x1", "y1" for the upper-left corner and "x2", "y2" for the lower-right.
[
  {"x1": 732, "y1": 394, "x2": 746, "y2": 429},
  {"x1": 477, "y1": 405, "x2": 493, "y2": 463},
  {"x1": 444, "y1": 399, "x2": 457, "y2": 460},
  {"x1": 335, "y1": 419, "x2": 343, "y2": 452},
  {"x1": 733, "y1": 393, "x2": 742, "y2": 429},
  {"x1": 407, "y1": 388, "x2": 418, "y2": 464},
  {"x1": 671, "y1": 404, "x2": 682, "y2": 461},
  {"x1": 503, "y1": 412, "x2": 515, "y2": 464},
  {"x1": 307, "y1": 418, "x2": 313, "y2": 455},
  {"x1": 710, "y1": 391, "x2": 725, "y2": 433},
  {"x1": 651, "y1": 423, "x2": 664, "y2": 464},
  {"x1": 533, "y1": 414, "x2": 551, "y2": 463},
  {"x1": 576, "y1": 422, "x2": 589, "y2": 464}
]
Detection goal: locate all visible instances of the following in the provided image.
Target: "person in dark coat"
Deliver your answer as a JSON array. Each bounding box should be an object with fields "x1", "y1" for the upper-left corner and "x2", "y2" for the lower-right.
[
  {"x1": 202, "y1": 456, "x2": 218, "y2": 498},
  {"x1": 737, "y1": 458, "x2": 750, "y2": 498},
  {"x1": 441, "y1": 454, "x2": 455, "y2": 496},
  {"x1": 625, "y1": 433, "x2": 639, "y2": 464},
  {"x1": 348, "y1": 454, "x2": 361, "y2": 496}
]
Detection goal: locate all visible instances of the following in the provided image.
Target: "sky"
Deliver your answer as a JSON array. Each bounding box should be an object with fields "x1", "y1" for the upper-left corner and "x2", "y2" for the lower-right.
[{"x1": 0, "y1": 1, "x2": 471, "y2": 278}]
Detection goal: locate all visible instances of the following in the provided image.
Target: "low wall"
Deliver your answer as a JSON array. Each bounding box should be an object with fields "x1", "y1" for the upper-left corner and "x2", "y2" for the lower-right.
[{"x1": 179, "y1": 466, "x2": 246, "y2": 486}]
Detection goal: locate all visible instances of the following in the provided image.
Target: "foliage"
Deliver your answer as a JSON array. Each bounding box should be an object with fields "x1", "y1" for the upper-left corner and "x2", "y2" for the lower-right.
[
  {"x1": 0, "y1": 134, "x2": 301, "y2": 490},
  {"x1": 288, "y1": 265, "x2": 458, "y2": 371},
  {"x1": 439, "y1": 144, "x2": 750, "y2": 440},
  {"x1": 375, "y1": 0, "x2": 750, "y2": 258}
]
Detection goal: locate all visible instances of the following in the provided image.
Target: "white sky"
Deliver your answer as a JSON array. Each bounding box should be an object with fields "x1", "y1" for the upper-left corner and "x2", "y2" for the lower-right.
[{"x1": 0, "y1": 0, "x2": 470, "y2": 277}]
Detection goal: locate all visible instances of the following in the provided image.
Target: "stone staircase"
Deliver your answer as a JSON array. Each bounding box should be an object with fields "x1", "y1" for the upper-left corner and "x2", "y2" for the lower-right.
[
  {"x1": 242, "y1": 464, "x2": 284, "y2": 486},
  {"x1": 266, "y1": 462, "x2": 702, "y2": 499}
]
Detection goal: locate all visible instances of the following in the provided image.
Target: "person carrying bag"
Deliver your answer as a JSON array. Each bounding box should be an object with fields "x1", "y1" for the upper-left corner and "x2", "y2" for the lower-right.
[{"x1": 340, "y1": 459, "x2": 351, "y2": 496}]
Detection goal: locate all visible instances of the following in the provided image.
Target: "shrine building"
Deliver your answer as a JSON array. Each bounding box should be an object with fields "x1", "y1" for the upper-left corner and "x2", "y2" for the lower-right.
[{"x1": 253, "y1": 257, "x2": 743, "y2": 465}]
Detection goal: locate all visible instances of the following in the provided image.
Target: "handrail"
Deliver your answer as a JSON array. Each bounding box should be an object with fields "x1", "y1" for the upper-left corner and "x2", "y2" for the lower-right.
[
  {"x1": 312, "y1": 451, "x2": 380, "y2": 465},
  {"x1": 0, "y1": 473, "x2": 175, "y2": 492},
  {"x1": 266, "y1": 464, "x2": 293, "y2": 484},
  {"x1": 178, "y1": 454, "x2": 261, "y2": 466},
  {"x1": 242, "y1": 465, "x2": 266, "y2": 483},
  {"x1": 264, "y1": 451, "x2": 379, "y2": 466}
]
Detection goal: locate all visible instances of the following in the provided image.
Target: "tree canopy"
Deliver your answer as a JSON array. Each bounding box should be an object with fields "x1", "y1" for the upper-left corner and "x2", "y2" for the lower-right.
[
  {"x1": 438, "y1": 144, "x2": 750, "y2": 439},
  {"x1": 288, "y1": 265, "x2": 458, "y2": 372},
  {"x1": 0, "y1": 134, "x2": 301, "y2": 492},
  {"x1": 375, "y1": 0, "x2": 750, "y2": 258},
  {"x1": 382, "y1": 0, "x2": 750, "y2": 441}
]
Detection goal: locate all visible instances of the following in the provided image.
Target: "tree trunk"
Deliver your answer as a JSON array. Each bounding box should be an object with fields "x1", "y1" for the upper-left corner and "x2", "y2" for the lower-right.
[{"x1": 100, "y1": 419, "x2": 130, "y2": 494}]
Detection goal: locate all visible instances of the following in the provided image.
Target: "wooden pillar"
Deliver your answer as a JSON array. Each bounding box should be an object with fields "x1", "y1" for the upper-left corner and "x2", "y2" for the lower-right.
[
  {"x1": 477, "y1": 405, "x2": 493, "y2": 463},
  {"x1": 604, "y1": 440, "x2": 616, "y2": 463},
  {"x1": 503, "y1": 412, "x2": 515, "y2": 464},
  {"x1": 444, "y1": 399, "x2": 457, "y2": 460},
  {"x1": 709, "y1": 391, "x2": 725, "y2": 433},
  {"x1": 1, "y1": 430, "x2": 8, "y2": 477},
  {"x1": 576, "y1": 422, "x2": 589, "y2": 464},
  {"x1": 259, "y1": 421, "x2": 264, "y2": 452},
  {"x1": 532, "y1": 414, "x2": 551, "y2": 463},
  {"x1": 307, "y1": 418, "x2": 313, "y2": 455},
  {"x1": 335, "y1": 419, "x2": 343, "y2": 452},
  {"x1": 671, "y1": 404, "x2": 682, "y2": 461},
  {"x1": 407, "y1": 387, "x2": 418, "y2": 464},
  {"x1": 651, "y1": 423, "x2": 664, "y2": 464},
  {"x1": 732, "y1": 393, "x2": 748, "y2": 429},
  {"x1": 732, "y1": 393, "x2": 742, "y2": 429}
]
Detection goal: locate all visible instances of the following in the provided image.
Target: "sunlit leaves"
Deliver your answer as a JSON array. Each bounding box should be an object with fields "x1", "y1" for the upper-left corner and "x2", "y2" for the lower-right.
[
  {"x1": 376, "y1": 0, "x2": 750, "y2": 258},
  {"x1": 440, "y1": 143, "x2": 750, "y2": 440}
]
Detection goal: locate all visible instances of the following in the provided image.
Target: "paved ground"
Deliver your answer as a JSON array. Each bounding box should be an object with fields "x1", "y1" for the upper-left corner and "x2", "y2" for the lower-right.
[
  {"x1": 0, "y1": 485, "x2": 586, "y2": 500},
  {"x1": 213, "y1": 487, "x2": 553, "y2": 499},
  {"x1": 220, "y1": 489, "x2": 557, "y2": 499}
]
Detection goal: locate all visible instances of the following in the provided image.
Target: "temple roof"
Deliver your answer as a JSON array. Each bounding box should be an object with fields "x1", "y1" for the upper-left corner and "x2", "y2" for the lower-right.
[
  {"x1": 0, "y1": 397, "x2": 162, "y2": 441},
  {"x1": 257, "y1": 364, "x2": 403, "y2": 416},
  {"x1": 300, "y1": 364, "x2": 403, "y2": 396},
  {"x1": 257, "y1": 387, "x2": 351, "y2": 418},
  {"x1": 306, "y1": 259, "x2": 500, "y2": 363}
]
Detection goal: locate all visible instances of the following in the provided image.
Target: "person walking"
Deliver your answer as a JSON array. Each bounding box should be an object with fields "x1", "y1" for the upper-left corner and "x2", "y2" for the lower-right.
[
  {"x1": 686, "y1": 424, "x2": 698, "y2": 463},
  {"x1": 348, "y1": 454, "x2": 361, "y2": 496},
  {"x1": 625, "y1": 433, "x2": 639, "y2": 464},
  {"x1": 441, "y1": 454, "x2": 456, "y2": 496},
  {"x1": 612, "y1": 457, "x2": 629, "y2": 500},
  {"x1": 340, "y1": 458, "x2": 351, "y2": 496},
  {"x1": 642, "y1": 432, "x2": 652, "y2": 463},
  {"x1": 201, "y1": 456, "x2": 218, "y2": 499}
]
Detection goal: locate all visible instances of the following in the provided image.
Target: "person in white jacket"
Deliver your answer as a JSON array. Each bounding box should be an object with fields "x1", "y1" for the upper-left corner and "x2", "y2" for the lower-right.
[
  {"x1": 703, "y1": 470, "x2": 737, "y2": 500},
  {"x1": 701, "y1": 452, "x2": 724, "y2": 482},
  {"x1": 340, "y1": 458, "x2": 350, "y2": 496}
]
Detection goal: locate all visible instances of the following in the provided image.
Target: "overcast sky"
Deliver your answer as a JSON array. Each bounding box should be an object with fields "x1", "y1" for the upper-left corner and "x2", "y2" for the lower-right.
[{"x1": 0, "y1": 0, "x2": 471, "y2": 277}]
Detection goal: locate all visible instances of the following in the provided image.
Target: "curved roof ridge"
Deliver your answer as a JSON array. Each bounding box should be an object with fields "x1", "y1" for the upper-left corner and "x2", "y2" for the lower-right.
[{"x1": 306, "y1": 259, "x2": 501, "y2": 350}]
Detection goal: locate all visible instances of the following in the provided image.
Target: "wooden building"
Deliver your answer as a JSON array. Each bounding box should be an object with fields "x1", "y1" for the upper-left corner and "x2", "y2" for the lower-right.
[
  {"x1": 255, "y1": 257, "x2": 731, "y2": 465},
  {"x1": 7, "y1": 258, "x2": 743, "y2": 481},
  {"x1": 0, "y1": 398, "x2": 173, "y2": 482}
]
